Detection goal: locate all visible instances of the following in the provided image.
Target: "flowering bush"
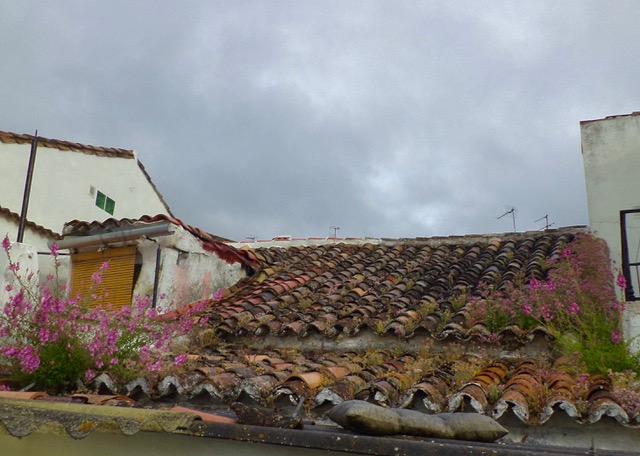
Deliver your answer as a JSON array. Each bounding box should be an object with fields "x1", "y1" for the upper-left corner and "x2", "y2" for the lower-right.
[
  {"x1": 467, "y1": 233, "x2": 640, "y2": 374},
  {"x1": 1, "y1": 236, "x2": 209, "y2": 394}
]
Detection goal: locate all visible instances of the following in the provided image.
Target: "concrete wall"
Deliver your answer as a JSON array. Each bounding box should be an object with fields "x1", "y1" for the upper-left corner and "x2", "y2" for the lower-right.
[
  {"x1": 97, "y1": 225, "x2": 247, "y2": 312},
  {"x1": 499, "y1": 410, "x2": 640, "y2": 452},
  {"x1": 0, "y1": 141, "x2": 168, "y2": 238},
  {"x1": 0, "y1": 430, "x2": 334, "y2": 456},
  {"x1": 581, "y1": 112, "x2": 640, "y2": 346}
]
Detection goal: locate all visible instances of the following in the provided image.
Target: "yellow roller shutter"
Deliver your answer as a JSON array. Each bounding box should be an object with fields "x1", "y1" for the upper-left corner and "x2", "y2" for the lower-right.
[{"x1": 70, "y1": 246, "x2": 136, "y2": 310}]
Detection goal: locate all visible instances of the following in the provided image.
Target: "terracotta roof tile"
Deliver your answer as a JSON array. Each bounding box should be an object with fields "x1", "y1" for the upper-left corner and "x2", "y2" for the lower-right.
[
  {"x1": 79, "y1": 342, "x2": 635, "y2": 429},
  {"x1": 203, "y1": 229, "x2": 583, "y2": 343},
  {"x1": 0, "y1": 130, "x2": 134, "y2": 158}
]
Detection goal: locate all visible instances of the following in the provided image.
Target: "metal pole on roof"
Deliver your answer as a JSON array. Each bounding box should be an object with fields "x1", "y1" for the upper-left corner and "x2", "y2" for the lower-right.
[
  {"x1": 17, "y1": 131, "x2": 38, "y2": 243},
  {"x1": 497, "y1": 207, "x2": 516, "y2": 233},
  {"x1": 152, "y1": 244, "x2": 162, "y2": 309}
]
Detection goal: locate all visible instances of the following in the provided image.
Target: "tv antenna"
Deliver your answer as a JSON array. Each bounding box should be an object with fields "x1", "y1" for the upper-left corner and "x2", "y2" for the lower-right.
[
  {"x1": 534, "y1": 214, "x2": 554, "y2": 231},
  {"x1": 497, "y1": 206, "x2": 517, "y2": 232},
  {"x1": 329, "y1": 226, "x2": 340, "y2": 238}
]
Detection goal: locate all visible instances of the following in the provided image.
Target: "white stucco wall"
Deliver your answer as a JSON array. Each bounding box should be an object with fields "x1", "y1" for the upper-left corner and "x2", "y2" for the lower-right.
[
  {"x1": 0, "y1": 242, "x2": 39, "y2": 307},
  {"x1": 0, "y1": 213, "x2": 54, "y2": 252},
  {"x1": 0, "y1": 141, "x2": 169, "y2": 238},
  {"x1": 130, "y1": 226, "x2": 246, "y2": 312},
  {"x1": 0, "y1": 240, "x2": 70, "y2": 310},
  {"x1": 581, "y1": 112, "x2": 640, "y2": 346}
]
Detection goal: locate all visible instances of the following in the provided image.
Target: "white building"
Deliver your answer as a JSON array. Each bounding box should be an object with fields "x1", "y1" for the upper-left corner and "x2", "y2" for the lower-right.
[
  {"x1": 581, "y1": 112, "x2": 640, "y2": 346},
  {"x1": 0, "y1": 130, "x2": 172, "y2": 304},
  {"x1": 0, "y1": 130, "x2": 171, "y2": 251}
]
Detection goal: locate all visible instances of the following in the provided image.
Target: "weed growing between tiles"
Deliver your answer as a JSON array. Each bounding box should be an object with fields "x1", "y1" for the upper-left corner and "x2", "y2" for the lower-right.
[
  {"x1": 467, "y1": 233, "x2": 640, "y2": 375},
  {"x1": 0, "y1": 236, "x2": 210, "y2": 394}
]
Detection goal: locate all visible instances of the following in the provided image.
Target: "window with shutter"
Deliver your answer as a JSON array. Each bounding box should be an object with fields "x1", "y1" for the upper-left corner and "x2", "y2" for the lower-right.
[{"x1": 70, "y1": 246, "x2": 136, "y2": 310}]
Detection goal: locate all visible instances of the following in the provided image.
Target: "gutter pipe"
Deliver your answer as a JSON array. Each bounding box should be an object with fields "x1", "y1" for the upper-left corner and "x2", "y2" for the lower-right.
[{"x1": 49, "y1": 222, "x2": 174, "y2": 250}]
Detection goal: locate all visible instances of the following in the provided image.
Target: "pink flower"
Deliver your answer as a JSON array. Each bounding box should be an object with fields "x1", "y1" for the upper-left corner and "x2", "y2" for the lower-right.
[
  {"x1": 85, "y1": 369, "x2": 96, "y2": 381},
  {"x1": 611, "y1": 330, "x2": 622, "y2": 344},
  {"x1": 577, "y1": 374, "x2": 589, "y2": 384},
  {"x1": 617, "y1": 273, "x2": 627, "y2": 290},
  {"x1": 212, "y1": 289, "x2": 224, "y2": 301},
  {"x1": 100, "y1": 261, "x2": 110, "y2": 270},
  {"x1": 2, "y1": 236, "x2": 11, "y2": 252},
  {"x1": 18, "y1": 346, "x2": 40, "y2": 373},
  {"x1": 38, "y1": 328, "x2": 51, "y2": 344},
  {"x1": 568, "y1": 302, "x2": 580, "y2": 315},
  {"x1": 91, "y1": 271, "x2": 103, "y2": 285},
  {"x1": 49, "y1": 243, "x2": 59, "y2": 256},
  {"x1": 174, "y1": 354, "x2": 188, "y2": 367}
]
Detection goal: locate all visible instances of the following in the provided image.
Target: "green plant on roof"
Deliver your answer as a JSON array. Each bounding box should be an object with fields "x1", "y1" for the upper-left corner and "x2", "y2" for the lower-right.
[
  {"x1": 466, "y1": 233, "x2": 640, "y2": 375},
  {"x1": 374, "y1": 317, "x2": 391, "y2": 335},
  {"x1": 417, "y1": 299, "x2": 437, "y2": 318},
  {"x1": 0, "y1": 236, "x2": 213, "y2": 394}
]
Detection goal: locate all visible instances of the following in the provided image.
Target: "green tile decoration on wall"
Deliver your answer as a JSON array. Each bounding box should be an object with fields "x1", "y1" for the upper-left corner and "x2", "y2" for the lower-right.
[
  {"x1": 105, "y1": 197, "x2": 115, "y2": 215},
  {"x1": 95, "y1": 190, "x2": 116, "y2": 215}
]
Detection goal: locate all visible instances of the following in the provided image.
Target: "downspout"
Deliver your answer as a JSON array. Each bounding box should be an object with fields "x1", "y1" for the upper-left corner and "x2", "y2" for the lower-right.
[
  {"x1": 152, "y1": 243, "x2": 162, "y2": 309},
  {"x1": 17, "y1": 131, "x2": 38, "y2": 242},
  {"x1": 620, "y1": 210, "x2": 636, "y2": 301}
]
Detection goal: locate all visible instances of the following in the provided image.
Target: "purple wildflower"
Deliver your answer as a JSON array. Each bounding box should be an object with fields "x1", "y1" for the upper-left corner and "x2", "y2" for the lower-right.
[
  {"x1": 568, "y1": 302, "x2": 580, "y2": 315},
  {"x1": 611, "y1": 330, "x2": 623, "y2": 344},
  {"x1": 2, "y1": 236, "x2": 10, "y2": 252},
  {"x1": 617, "y1": 273, "x2": 627, "y2": 290},
  {"x1": 174, "y1": 354, "x2": 188, "y2": 367}
]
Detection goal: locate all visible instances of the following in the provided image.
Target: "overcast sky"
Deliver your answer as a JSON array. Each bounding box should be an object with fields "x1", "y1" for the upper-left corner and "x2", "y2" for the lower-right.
[{"x1": 2, "y1": 1, "x2": 639, "y2": 241}]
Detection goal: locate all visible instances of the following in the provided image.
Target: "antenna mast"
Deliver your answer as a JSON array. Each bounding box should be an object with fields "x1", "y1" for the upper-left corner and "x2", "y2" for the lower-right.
[
  {"x1": 497, "y1": 207, "x2": 516, "y2": 232},
  {"x1": 534, "y1": 214, "x2": 554, "y2": 231}
]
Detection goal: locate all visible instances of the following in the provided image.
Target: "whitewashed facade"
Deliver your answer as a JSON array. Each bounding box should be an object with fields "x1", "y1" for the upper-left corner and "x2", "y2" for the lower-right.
[
  {"x1": 0, "y1": 131, "x2": 171, "y2": 250},
  {"x1": 581, "y1": 112, "x2": 640, "y2": 347}
]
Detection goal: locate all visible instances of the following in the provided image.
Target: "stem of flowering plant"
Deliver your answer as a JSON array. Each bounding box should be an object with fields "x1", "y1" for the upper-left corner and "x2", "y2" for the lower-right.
[{"x1": 4, "y1": 249, "x2": 39, "y2": 305}]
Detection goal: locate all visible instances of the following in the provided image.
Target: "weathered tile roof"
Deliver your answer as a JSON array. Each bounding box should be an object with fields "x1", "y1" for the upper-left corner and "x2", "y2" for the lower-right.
[
  {"x1": 210, "y1": 227, "x2": 585, "y2": 342},
  {"x1": 73, "y1": 225, "x2": 640, "y2": 433},
  {"x1": 0, "y1": 130, "x2": 134, "y2": 158},
  {"x1": 89, "y1": 346, "x2": 634, "y2": 429}
]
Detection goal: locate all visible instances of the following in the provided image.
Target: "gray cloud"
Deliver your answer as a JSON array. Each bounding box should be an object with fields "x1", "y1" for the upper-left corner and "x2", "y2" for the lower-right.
[{"x1": 2, "y1": 1, "x2": 639, "y2": 240}]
